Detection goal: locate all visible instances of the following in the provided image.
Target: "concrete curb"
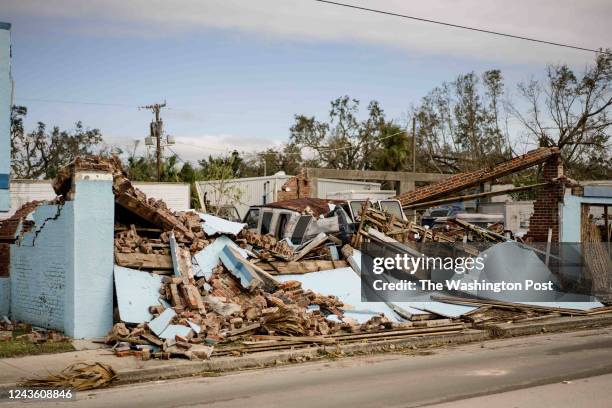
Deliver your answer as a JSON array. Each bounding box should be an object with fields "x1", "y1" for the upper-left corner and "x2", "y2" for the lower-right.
[
  {"x1": 1, "y1": 314, "x2": 611, "y2": 390},
  {"x1": 115, "y1": 329, "x2": 489, "y2": 386}
]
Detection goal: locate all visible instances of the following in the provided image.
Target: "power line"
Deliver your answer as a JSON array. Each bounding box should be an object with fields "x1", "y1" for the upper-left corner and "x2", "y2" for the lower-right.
[
  {"x1": 16, "y1": 97, "x2": 136, "y2": 108},
  {"x1": 15, "y1": 97, "x2": 195, "y2": 112},
  {"x1": 313, "y1": 0, "x2": 611, "y2": 55}
]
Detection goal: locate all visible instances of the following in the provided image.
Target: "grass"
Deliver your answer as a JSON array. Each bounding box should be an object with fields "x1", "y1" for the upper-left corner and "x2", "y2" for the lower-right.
[{"x1": 0, "y1": 336, "x2": 75, "y2": 358}]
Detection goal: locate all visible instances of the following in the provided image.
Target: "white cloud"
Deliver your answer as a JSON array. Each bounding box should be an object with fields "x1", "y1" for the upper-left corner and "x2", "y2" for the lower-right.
[
  {"x1": 103, "y1": 133, "x2": 284, "y2": 163},
  {"x1": 3, "y1": 0, "x2": 609, "y2": 65}
]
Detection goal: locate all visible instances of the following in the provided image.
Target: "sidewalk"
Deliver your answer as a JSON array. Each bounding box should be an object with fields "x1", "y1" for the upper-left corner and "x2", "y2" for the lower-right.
[{"x1": 0, "y1": 313, "x2": 611, "y2": 390}]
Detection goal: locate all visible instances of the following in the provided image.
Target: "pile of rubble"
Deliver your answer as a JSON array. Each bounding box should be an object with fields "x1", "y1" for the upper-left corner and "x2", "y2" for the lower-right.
[
  {"x1": 49, "y1": 158, "x2": 397, "y2": 360},
  {"x1": 6, "y1": 153, "x2": 610, "y2": 362},
  {"x1": 0, "y1": 317, "x2": 68, "y2": 344}
]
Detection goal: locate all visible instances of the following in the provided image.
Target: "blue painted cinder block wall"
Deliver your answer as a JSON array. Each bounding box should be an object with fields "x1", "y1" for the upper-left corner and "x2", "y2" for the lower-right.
[
  {"x1": 0, "y1": 23, "x2": 12, "y2": 212},
  {"x1": 0, "y1": 277, "x2": 9, "y2": 316},
  {"x1": 561, "y1": 194, "x2": 612, "y2": 242},
  {"x1": 10, "y1": 172, "x2": 115, "y2": 338}
]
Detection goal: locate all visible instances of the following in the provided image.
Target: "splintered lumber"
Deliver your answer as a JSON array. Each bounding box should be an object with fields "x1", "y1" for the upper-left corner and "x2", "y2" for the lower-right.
[
  {"x1": 291, "y1": 233, "x2": 329, "y2": 262},
  {"x1": 431, "y1": 295, "x2": 591, "y2": 316},
  {"x1": 114, "y1": 253, "x2": 173, "y2": 270},
  {"x1": 266, "y1": 260, "x2": 349, "y2": 275},
  {"x1": 213, "y1": 324, "x2": 466, "y2": 355},
  {"x1": 252, "y1": 335, "x2": 337, "y2": 344},
  {"x1": 169, "y1": 232, "x2": 194, "y2": 278}
]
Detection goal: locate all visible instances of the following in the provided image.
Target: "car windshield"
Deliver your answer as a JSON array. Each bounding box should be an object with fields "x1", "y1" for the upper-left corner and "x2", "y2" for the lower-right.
[
  {"x1": 429, "y1": 209, "x2": 449, "y2": 217},
  {"x1": 349, "y1": 201, "x2": 367, "y2": 220},
  {"x1": 379, "y1": 201, "x2": 403, "y2": 219},
  {"x1": 244, "y1": 209, "x2": 260, "y2": 229}
]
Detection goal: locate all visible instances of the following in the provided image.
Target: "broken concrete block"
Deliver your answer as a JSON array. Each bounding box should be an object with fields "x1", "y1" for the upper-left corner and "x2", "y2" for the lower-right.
[
  {"x1": 148, "y1": 308, "x2": 176, "y2": 336},
  {"x1": 219, "y1": 246, "x2": 263, "y2": 290},
  {"x1": 159, "y1": 324, "x2": 193, "y2": 340}
]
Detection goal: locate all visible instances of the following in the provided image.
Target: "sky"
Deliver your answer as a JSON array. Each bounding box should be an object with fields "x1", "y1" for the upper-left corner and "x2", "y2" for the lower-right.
[{"x1": 2, "y1": 0, "x2": 610, "y2": 163}]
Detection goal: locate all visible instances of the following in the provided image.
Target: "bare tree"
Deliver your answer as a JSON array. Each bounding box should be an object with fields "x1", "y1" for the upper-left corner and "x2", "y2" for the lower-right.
[{"x1": 510, "y1": 51, "x2": 612, "y2": 174}]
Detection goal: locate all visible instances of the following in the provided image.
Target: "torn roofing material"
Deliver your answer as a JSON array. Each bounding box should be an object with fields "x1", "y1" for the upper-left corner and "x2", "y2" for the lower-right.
[
  {"x1": 114, "y1": 266, "x2": 163, "y2": 324},
  {"x1": 396, "y1": 147, "x2": 559, "y2": 207},
  {"x1": 260, "y1": 198, "x2": 343, "y2": 217},
  {"x1": 198, "y1": 213, "x2": 246, "y2": 236}
]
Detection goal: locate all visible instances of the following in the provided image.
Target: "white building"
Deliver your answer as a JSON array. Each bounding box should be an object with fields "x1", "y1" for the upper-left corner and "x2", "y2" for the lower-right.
[
  {"x1": 197, "y1": 172, "x2": 383, "y2": 218},
  {"x1": 3, "y1": 179, "x2": 191, "y2": 218}
]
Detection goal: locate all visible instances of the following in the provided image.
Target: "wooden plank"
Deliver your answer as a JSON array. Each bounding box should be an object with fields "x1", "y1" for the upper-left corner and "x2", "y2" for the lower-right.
[
  {"x1": 431, "y1": 295, "x2": 590, "y2": 315},
  {"x1": 267, "y1": 260, "x2": 349, "y2": 274},
  {"x1": 291, "y1": 233, "x2": 329, "y2": 262},
  {"x1": 114, "y1": 252, "x2": 173, "y2": 270}
]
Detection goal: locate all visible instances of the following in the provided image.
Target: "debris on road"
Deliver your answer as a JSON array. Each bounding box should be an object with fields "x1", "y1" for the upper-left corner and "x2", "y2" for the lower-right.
[{"x1": 19, "y1": 362, "x2": 117, "y2": 391}]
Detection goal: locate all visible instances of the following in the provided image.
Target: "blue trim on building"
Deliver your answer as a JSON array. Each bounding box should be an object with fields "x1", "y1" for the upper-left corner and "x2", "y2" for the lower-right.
[
  {"x1": 0, "y1": 174, "x2": 8, "y2": 189},
  {"x1": 0, "y1": 22, "x2": 11, "y2": 30}
]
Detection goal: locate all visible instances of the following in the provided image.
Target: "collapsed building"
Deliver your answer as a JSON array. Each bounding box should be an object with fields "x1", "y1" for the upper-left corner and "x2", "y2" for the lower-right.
[{"x1": 0, "y1": 149, "x2": 610, "y2": 360}]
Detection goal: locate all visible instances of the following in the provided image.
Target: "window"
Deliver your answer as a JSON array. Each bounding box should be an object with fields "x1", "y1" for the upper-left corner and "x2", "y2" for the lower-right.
[
  {"x1": 261, "y1": 211, "x2": 273, "y2": 235},
  {"x1": 291, "y1": 215, "x2": 312, "y2": 244},
  {"x1": 244, "y1": 209, "x2": 260, "y2": 229},
  {"x1": 380, "y1": 200, "x2": 403, "y2": 219},
  {"x1": 349, "y1": 201, "x2": 368, "y2": 221},
  {"x1": 276, "y1": 213, "x2": 291, "y2": 239}
]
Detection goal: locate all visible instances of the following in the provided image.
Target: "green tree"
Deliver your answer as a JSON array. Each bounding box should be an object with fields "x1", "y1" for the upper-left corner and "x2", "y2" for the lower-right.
[
  {"x1": 412, "y1": 70, "x2": 511, "y2": 172},
  {"x1": 198, "y1": 151, "x2": 244, "y2": 214},
  {"x1": 371, "y1": 123, "x2": 411, "y2": 172},
  {"x1": 290, "y1": 96, "x2": 386, "y2": 170},
  {"x1": 10, "y1": 107, "x2": 103, "y2": 179}
]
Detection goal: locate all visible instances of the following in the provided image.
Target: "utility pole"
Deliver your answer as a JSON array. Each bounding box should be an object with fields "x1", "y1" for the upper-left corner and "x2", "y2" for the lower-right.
[
  {"x1": 412, "y1": 116, "x2": 417, "y2": 173},
  {"x1": 140, "y1": 101, "x2": 174, "y2": 181}
]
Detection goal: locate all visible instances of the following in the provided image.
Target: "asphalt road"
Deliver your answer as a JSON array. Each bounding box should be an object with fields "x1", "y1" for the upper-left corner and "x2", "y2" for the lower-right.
[{"x1": 10, "y1": 327, "x2": 612, "y2": 408}]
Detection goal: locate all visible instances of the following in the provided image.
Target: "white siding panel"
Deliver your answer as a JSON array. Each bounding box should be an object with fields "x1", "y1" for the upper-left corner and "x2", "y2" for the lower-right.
[
  {"x1": 198, "y1": 175, "x2": 291, "y2": 218},
  {"x1": 133, "y1": 182, "x2": 191, "y2": 211},
  {"x1": 9, "y1": 180, "x2": 55, "y2": 216},
  {"x1": 316, "y1": 178, "x2": 380, "y2": 199},
  {"x1": 6, "y1": 180, "x2": 191, "y2": 217}
]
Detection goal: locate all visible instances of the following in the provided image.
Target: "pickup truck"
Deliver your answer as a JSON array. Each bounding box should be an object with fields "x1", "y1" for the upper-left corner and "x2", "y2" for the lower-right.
[{"x1": 242, "y1": 197, "x2": 406, "y2": 245}]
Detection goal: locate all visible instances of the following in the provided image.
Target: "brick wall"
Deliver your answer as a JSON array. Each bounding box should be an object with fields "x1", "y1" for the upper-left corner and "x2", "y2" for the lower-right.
[
  {"x1": 525, "y1": 155, "x2": 565, "y2": 242},
  {"x1": 277, "y1": 169, "x2": 311, "y2": 201},
  {"x1": 396, "y1": 147, "x2": 559, "y2": 206}
]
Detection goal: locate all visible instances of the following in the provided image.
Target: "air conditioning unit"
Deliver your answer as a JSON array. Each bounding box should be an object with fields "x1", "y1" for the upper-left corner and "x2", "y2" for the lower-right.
[{"x1": 166, "y1": 135, "x2": 175, "y2": 145}]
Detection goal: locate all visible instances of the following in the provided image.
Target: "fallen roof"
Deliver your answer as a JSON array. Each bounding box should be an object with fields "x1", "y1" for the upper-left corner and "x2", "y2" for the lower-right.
[
  {"x1": 258, "y1": 197, "x2": 344, "y2": 217},
  {"x1": 396, "y1": 147, "x2": 559, "y2": 207}
]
